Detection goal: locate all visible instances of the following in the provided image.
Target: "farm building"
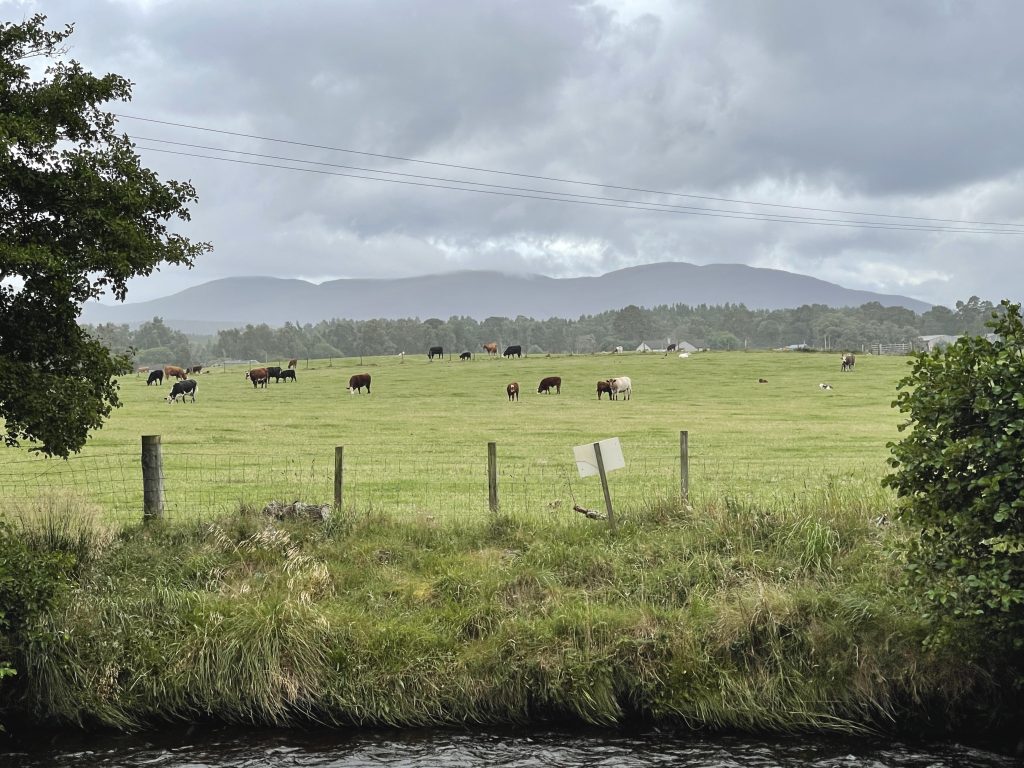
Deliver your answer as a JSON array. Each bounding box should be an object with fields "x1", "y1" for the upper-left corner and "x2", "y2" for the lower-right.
[
  {"x1": 916, "y1": 334, "x2": 961, "y2": 352},
  {"x1": 636, "y1": 342, "x2": 653, "y2": 352}
]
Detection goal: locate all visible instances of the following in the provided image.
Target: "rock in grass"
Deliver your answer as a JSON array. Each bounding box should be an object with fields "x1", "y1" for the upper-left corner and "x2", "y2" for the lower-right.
[{"x1": 262, "y1": 500, "x2": 331, "y2": 522}]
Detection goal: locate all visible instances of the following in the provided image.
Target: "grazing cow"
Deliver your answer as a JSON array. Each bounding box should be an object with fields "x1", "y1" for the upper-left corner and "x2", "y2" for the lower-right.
[
  {"x1": 538, "y1": 376, "x2": 561, "y2": 394},
  {"x1": 460, "y1": 351, "x2": 472, "y2": 361},
  {"x1": 667, "y1": 343, "x2": 678, "y2": 352},
  {"x1": 246, "y1": 367, "x2": 269, "y2": 388},
  {"x1": 482, "y1": 342, "x2": 498, "y2": 356},
  {"x1": 614, "y1": 346, "x2": 623, "y2": 354},
  {"x1": 288, "y1": 358, "x2": 298, "y2": 369},
  {"x1": 428, "y1": 346, "x2": 444, "y2": 360},
  {"x1": 166, "y1": 379, "x2": 197, "y2": 404},
  {"x1": 819, "y1": 382, "x2": 832, "y2": 390},
  {"x1": 597, "y1": 380, "x2": 613, "y2": 400},
  {"x1": 278, "y1": 369, "x2": 296, "y2": 382},
  {"x1": 507, "y1": 381, "x2": 519, "y2": 401},
  {"x1": 146, "y1": 369, "x2": 164, "y2": 386},
  {"x1": 503, "y1": 345, "x2": 522, "y2": 358},
  {"x1": 609, "y1": 376, "x2": 632, "y2": 401},
  {"x1": 186, "y1": 365, "x2": 203, "y2": 375},
  {"x1": 841, "y1": 353, "x2": 856, "y2": 372},
  {"x1": 164, "y1": 365, "x2": 188, "y2": 381},
  {"x1": 758, "y1": 378, "x2": 768, "y2": 384},
  {"x1": 348, "y1": 373, "x2": 371, "y2": 394}
]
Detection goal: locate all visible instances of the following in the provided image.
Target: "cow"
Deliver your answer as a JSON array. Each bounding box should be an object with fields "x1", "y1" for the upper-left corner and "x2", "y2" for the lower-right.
[
  {"x1": 348, "y1": 373, "x2": 371, "y2": 394},
  {"x1": 164, "y1": 365, "x2": 188, "y2": 381},
  {"x1": 758, "y1": 378, "x2": 768, "y2": 384},
  {"x1": 667, "y1": 343, "x2": 678, "y2": 352},
  {"x1": 482, "y1": 342, "x2": 498, "y2": 357},
  {"x1": 146, "y1": 369, "x2": 164, "y2": 386},
  {"x1": 288, "y1": 358, "x2": 298, "y2": 369},
  {"x1": 613, "y1": 346, "x2": 623, "y2": 354},
  {"x1": 137, "y1": 366, "x2": 149, "y2": 377},
  {"x1": 503, "y1": 345, "x2": 522, "y2": 358},
  {"x1": 428, "y1": 346, "x2": 444, "y2": 360},
  {"x1": 819, "y1": 382, "x2": 833, "y2": 390},
  {"x1": 278, "y1": 369, "x2": 297, "y2": 382},
  {"x1": 460, "y1": 351, "x2": 472, "y2": 361},
  {"x1": 186, "y1": 365, "x2": 203, "y2": 375},
  {"x1": 609, "y1": 376, "x2": 632, "y2": 401},
  {"x1": 507, "y1": 382, "x2": 519, "y2": 401},
  {"x1": 246, "y1": 367, "x2": 269, "y2": 388},
  {"x1": 597, "y1": 380, "x2": 613, "y2": 400},
  {"x1": 266, "y1": 366, "x2": 283, "y2": 382},
  {"x1": 841, "y1": 353, "x2": 856, "y2": 372},
  {"x1": 538, "y1": 376, "x2": 561, "y2": 394},
  {"x1": 166, "y1": 379, "x2": 197, "y2": 404}
]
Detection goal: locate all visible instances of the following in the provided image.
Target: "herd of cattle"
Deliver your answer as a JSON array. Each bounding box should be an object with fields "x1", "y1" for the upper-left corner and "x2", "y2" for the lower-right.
[{"x1": 145, "y1": 349, "x2": 857, "y2": 405}]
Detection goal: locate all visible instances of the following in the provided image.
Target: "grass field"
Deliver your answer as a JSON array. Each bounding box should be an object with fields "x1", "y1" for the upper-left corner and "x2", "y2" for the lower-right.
[{"x1": 0, "y1": 350, "x2": 912, "y2": 523}]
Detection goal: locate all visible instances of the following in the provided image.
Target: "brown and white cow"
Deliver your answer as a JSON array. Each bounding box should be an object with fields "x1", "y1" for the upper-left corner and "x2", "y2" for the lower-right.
[
  {"x1": 507, "y1": 382, "x2": 519, "y2": 401},
  {"x1": 164, "y1": 365, "x2": 188, "y2": 381},
  {"x1": 538, "y1": 376, "x2": 561, "y2": 394},
  {"x1": 841, "y1": 353, "x2": 856, "y2": 372},
  {"x1": 482, "y1": 342, "x2": 498, "y2": 357},
  {"x1": 348, "y1": 373, "x2": 371, "y2": 394},
  {"x1": 246, "y1": 367, "x2": 269, "y2": 388}
]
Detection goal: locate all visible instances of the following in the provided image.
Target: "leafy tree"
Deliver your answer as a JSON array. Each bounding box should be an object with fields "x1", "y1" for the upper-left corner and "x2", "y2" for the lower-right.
[
  {"x1": 0, "y1": 15, "x2": 210, "y2": 456},
  {"x1": 885, "y1": 300, "x2": 1024, "y2": 689}
]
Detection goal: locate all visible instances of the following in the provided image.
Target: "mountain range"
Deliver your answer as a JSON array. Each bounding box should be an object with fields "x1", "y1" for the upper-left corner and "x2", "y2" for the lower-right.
[{"x1": 79, "y1": 262, "x2": 932, "y2": 334}]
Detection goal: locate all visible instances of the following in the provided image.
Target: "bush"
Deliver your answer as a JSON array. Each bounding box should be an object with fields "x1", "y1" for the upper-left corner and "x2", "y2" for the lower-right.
[{"x1": 885, "y1": 300, "x2": 1024, "y2": 691}]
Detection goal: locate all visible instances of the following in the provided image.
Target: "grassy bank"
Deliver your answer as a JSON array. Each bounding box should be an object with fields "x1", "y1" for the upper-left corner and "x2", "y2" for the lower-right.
[{"x1": 0, "y1": 492, "x2": 995, "y2": 734}]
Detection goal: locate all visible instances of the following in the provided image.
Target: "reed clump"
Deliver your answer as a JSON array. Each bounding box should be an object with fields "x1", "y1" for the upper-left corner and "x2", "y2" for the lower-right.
[{"x1": 0, "y1": 491, "x2": 995, "y2": 734}]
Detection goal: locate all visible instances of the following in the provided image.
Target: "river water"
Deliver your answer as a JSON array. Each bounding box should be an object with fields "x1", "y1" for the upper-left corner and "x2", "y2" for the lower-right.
[{"x1": 2, "y1": 727, "x2": 1018, "y2": 768}]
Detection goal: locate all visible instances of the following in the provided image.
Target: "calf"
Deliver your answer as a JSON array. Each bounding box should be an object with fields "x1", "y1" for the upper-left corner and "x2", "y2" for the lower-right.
[
  {"x1": 428, "y1": 346, "x2": 444, "y2": 360},
  {"x1": 503, "y1": 345, "x2": 522, "y2": 358},
  {"x1": 278, "y1": 369, "x2": 296, "y2": 382},
  {"x1": 348, "y1": 373, "x2": 371, "y2": 394},
  {"x1": 507, "y1": 381, "x2": 519, "y2": 401},
  {"x1": 146, "y1": 369, "x2": 164, "y2": 386},
  {"x1": 246, "y1": 367, "x2": 269, "y2": 388},
  {"x1": 538, "y1": 376, "x2": 561, "y2": 394},
  {"x1": 164, "y1": 365, "x2": 188, "y2": 381},
  {"x1": 459, "y1": 351, "x2": 472, "y2": 361},
  {"x1": 597, "y1": 380, "x2": 613, "y2": 400},
  {"x1": 166, "y1": 379, "x2": 197, "y2": 403}
]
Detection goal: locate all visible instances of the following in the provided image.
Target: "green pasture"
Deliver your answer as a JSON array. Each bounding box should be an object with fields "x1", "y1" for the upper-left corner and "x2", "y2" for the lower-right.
[{"x1": 0, "y1": 350, "x2": 912, "y2": 522}]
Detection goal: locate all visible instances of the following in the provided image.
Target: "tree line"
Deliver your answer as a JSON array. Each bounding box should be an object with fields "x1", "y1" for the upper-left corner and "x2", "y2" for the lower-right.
[{"x1": 84, "y1": 296, "x2": 1001, "y2": 367}]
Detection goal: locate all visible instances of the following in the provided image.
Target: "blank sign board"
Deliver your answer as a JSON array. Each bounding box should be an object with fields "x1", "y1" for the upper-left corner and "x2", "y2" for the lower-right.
[{"x1": 573, "y1": 437, "x2": 625, "y2": 478}]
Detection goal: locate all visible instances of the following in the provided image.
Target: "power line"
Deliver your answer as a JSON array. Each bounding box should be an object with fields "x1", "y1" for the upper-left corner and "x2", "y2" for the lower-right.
[
  {"x1": 115, "y1": 112, "x2": 1024, "y2": 230},
  {"x1": 133, "y1": 144, "x2": 1024, "y2": 235}
]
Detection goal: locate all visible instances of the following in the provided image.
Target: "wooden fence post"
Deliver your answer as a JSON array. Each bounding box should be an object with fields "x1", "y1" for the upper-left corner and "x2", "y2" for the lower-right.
[
  {"x1": 334, "y1": 446, "x2": 344, "y2": 510},
  {"x1": 141, "y1": 434, "x2": 165, "y2": 521},
  {"x1": 679, "y1": 430, "x2": 689, "y2": 502},
  {"x1": 594, "y1": 441, "x2": 616, "y2": 531},
  {"x1": 488, "y1": 441, "x2": 499, "y2": 513}
]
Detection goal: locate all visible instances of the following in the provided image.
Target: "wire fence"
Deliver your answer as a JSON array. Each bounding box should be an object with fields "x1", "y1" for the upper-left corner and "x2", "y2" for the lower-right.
[{"x1": 0, "y1": 435, "x2": 892, "y2": 527}]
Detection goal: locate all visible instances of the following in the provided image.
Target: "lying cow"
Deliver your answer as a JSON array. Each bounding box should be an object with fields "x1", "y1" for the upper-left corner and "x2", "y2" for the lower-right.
[
  {"x1": 167, "y1": 379, "x2": 197, "y2": 404},
  {"x1": 608, "y1": 376, "x2": 632, "y2": 400},
  {"x1": 146, "y1": 369, "x2": 164, "y2": 386},
  {"x1": 246, "y1": 367, "x2": 269, "y2": 388},
  {"x1": 348, "y1": 373, "x2": 371, "y2": 394},
  {"x1": 538, "y1": 376, "x2": 561, "y2": 394},
  {"x1": 507, "y1": 381, "x2": 519, "y2": 401},
  {"x1": 597, "y1": 380, "x2": 613, "y2": 400}
]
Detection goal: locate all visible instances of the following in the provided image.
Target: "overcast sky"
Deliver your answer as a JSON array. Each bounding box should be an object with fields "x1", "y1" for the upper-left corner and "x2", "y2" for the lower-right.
[{"x1": 9, "y1": 0, "x2": 1024, "y2": 308}]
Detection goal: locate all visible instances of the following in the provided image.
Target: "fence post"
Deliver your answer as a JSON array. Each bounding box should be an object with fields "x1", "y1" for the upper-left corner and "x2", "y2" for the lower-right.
[
  {"x1": 679, "y1": 430, "x2": 689, "y2": 502},
  {"x1": 488, "y1": 441, "x2": 499, "y2": 513},
  {"x1": 593, "y1": 441, "x2": 616, "y2": 531},
  {"x1": 334, "y1": 446, "x2": 344, "y2": 510},
  {"x1": 141, "y1": 434, "x2": 165, "y2": 521}
]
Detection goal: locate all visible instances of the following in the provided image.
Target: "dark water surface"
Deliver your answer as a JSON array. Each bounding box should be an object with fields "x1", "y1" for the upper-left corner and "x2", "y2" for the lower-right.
[{"x1": 2, "y1": 727, "x2": 1018, "y2": 768}]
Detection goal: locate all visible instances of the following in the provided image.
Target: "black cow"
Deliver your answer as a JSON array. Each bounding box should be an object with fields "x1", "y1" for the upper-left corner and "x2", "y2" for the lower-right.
[
  {"x1": 166, "y1": 379, "x2": 197, "y2": 403},
  {"x1": 266, "y1": 366, "x2": 283, "y2": 382},
  {"x1": 278, "y1": 369, "x2": 296, "y2": 382},
  {"x1": 348, "y1": 373, "x2": 371, "y2": 394},
  {"x1": 666, "y1": 343, "x2": 677, "y2": 352},
  {"x1": 459, "y1": 351, "x2": 472, "y2": 361},
  {"x1": 428, "y1": 346, "x2": 444, "y2": 360},
  {"x1": 146, "y1": 369, "x2": 164, "y2": 386},
  {"x1": 503, "y1": 345, "x2": 522, "y2": 358},
  {"x1": 841, "y1": 353, "x2": 856, "y2": 372}
]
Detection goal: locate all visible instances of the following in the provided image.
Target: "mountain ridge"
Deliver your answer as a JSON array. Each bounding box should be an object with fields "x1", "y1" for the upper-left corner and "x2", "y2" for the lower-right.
[{"x1": 79, "y1": 261, "x2": 932, "y2": 333}]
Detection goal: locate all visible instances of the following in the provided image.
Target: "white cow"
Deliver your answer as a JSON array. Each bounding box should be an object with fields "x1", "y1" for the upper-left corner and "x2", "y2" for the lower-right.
[{"x1": 609, "y1": 376, "x2": 632, "y2": 401}]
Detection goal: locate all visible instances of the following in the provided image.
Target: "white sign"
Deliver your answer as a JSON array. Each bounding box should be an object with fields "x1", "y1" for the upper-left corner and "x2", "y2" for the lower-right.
[{"x1": 573, "y1": 437, "x2": 625, "y2": 479}]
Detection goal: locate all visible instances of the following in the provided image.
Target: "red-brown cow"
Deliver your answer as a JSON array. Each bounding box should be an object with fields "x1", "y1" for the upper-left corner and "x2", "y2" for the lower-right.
[
  {"x1": 538, "y1": 376, "x2": 561, "y2": 394},
  {"x1": 246, "y1": 367, "x2": 269, "y2": 388},
  {"x1": 348, "y1": 373, "x2": 371, "y2": 394},
  {"x1": 507, "y1": 381, "x2": 519, "y2": 401},
  {"x1": 597, "y1": 380, "x2": 613, "y2": 400},
  {"x1": 482, "y1": 342, "x2": 498, "y2": 356},
  {"x1": 164, "y1": 365, "x2": 188, "y2": 381}
]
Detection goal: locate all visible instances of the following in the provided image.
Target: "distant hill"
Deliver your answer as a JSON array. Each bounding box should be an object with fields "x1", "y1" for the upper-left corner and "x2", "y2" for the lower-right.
[{"x1": 79, "y1": 262, "x2": 932, "y2": 333}]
